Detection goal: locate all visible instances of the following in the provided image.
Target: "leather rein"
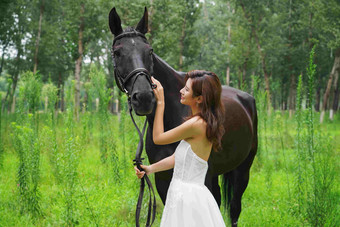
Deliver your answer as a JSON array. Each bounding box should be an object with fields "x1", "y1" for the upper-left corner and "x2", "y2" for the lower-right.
[{"x1": 111, "y1": 31, "x2": 157, "y2": 227}]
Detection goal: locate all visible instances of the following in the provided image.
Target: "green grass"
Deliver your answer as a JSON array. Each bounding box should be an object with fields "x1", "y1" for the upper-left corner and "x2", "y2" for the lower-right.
[{"x1": 0, "y1": 111, "x2": 339, "y2": 226}]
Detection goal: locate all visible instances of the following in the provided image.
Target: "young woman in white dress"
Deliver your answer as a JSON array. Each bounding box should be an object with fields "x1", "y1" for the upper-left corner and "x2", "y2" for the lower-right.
[{"x1": 135, "y1": 70, "x2": 226, "y2": 227}]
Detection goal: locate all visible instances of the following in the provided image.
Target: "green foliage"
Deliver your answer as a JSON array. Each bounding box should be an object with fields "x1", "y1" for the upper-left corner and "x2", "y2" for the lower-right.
[
  {"x1": 9, "y1": 71, "x2": 44, "y2": 217},
  {"x1": 0, "y1": 108, "x2": 338, "y2": 225},
  {"x1": 295, "y1": 74, "x2": 304, "y2": 213},
  {"x1": 119, "y1": 94, "x2": 128, "y2": 172},
  {"x1": 0, "y1": 1, "x2": 339, "y2": 226},
  {"x1": 62, "y1": 108, "x2": 81, "y2": 225},
  {"x1": 88, "y1": 65, "x2": 112, "y2": 114},
  {"x1": 41, "y1": 82, "x2": 58, "y2": 112},
  {"x1": 18, "y1": 71, "x2": 43, "y2": 114},
  {"x1": 88, "y1": 65, "x2": 113, "y2": 163},
  {"x1": 40, "y1": 125, "x2": 62, "y2": 183},
  {"x1": 10, "y1": 115, "x2": 42, "y2": 217},
  {"x1": 273, "y1": 111, "x2": 291, "y2": 198},
  {"x1": 0, "y1": 93, "x2": 3, "y2": 168},
  {"x1": 251, "y1": 75, "x2": 268, "y2": 161},
  {"x1": 64, "y1": 78, "x2": 75, "y2": 109},
  {"x1": 81, "y1": 111, "x2": 92, "y2": 146},
  {"x1": 291, "y1": 47, "x2": 338, "y2": 226}
]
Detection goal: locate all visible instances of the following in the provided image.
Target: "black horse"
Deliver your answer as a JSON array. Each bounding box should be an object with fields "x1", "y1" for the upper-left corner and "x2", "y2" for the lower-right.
[{"x1": 109, "y1": 7, "x2": 258, "y2": 227}]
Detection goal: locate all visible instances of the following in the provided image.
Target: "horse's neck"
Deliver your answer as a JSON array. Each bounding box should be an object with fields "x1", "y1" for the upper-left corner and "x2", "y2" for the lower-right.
[
  {"x1": 148, "y1": 54, "x2": 189, "y2": 128},
  {"x1": 152, "y1": 54, "x2": 186, "y2": 92}
]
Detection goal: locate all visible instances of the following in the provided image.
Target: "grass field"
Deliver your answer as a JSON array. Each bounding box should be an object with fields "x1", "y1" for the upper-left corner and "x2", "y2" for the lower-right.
[{"x1": 0, "y1": 110, "x2": 339, "y2": 226}]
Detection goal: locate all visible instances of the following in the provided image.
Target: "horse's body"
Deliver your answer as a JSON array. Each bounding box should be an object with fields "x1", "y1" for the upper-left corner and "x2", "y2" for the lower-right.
[{"x1": 109, "y1": 8, "x2": 258, "y2": 227}]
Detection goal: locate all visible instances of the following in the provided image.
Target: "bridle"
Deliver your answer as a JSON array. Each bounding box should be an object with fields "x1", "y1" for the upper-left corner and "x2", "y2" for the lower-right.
[
  {"x1": 111, "y1": 31, "x2": 157, "y2": 227},
  {"x1": 111, "y1": 31, "x2": 156, "y2": 95}
]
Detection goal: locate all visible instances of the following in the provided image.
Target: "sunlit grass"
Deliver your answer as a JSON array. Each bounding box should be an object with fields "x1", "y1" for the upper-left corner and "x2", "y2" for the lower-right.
[{"x1": 1, "y1": 110, "x2": 338, "y2": 226}]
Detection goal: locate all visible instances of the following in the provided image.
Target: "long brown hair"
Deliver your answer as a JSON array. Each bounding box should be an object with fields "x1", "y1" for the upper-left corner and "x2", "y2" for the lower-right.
[{"x1": 185, "y1": 70, "x2": 225, "y2": 152}]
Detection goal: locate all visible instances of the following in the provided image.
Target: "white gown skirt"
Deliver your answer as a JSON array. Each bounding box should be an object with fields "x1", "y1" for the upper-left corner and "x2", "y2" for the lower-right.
[{"x1": 160, "y1": 178, "x2": 226, "y2": 227}]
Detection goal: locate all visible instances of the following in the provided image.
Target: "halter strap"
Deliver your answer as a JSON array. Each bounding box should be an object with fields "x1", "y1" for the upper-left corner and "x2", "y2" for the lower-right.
[
  {"x1": 129, "y1": 98, "x2": 157, "y2": 227},
  {"x1": 111, "y1": 30, "x2": 157, "y2": 227},
  {"x1": 113, "y1": 31, "x2": 147, "y2": 45},
  {"x1": 111, "y1": 31, "x2": 154, "y2": 95}
]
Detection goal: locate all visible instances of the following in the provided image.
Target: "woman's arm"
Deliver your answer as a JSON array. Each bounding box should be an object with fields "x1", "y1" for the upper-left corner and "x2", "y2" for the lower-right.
[
  {"x1": 135, "y1": 154, "x2": 175, "y2": 179},
  {"x1": 151, "y1": 77, "x2": 200, "y2": 145},
  {"x1": 149, "y1": 153, "x2": 175, "y2": 173}
]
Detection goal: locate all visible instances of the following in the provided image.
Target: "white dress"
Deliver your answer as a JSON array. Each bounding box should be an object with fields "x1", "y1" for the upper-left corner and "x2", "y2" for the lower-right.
[{"x1": 160, "y1": 140, "x2": 226, "y2": 227}]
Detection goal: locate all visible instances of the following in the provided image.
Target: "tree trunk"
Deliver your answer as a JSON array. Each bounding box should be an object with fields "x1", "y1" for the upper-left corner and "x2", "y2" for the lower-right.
[
  {"x1": 226, "y1": 67, "x2": 230, "y2": 86},
  {"x1": 74, "y1": 3, "x2": 85, "y2": 121},
  {"x1": 240, "y1": 1, "x2": 271, "y2": 114},
  {"x1": 0, "y1": 41, "x2": 9, "y2": 75},
  {"x1": 330, "y1": 70, "x2": 339, "y2": 120},
  {"x1": 254, "y1": 29, "x2": 271, "y2": 114},
  {"x1": 179, "y1": 17, "x2": 186, "y2": 71},
  {"x1": 8, "y1": 74, "x2": 19, "y2": 114},
  {"x1": 287, "y1": 1, "x2": 295, "y2": 117},
  {"x1": 61, "y1": 85, "x2": 65, "y2": 112},
  {"x1": 83, "y1": 90, "x2": 88, "y2": 113},
  {"x1": 55, "y1": 72, "x2": 62, "y2": 117},
  {"x1": 33, "y1": 0, "x2": 44, "y2": 74},
  {"x1": 288, "y1": 74, "x2": 296, "y2": 118},
  {"x1": 320, "y1": 48, "x2": 340, "y2": 123},
  {"x1": 281, "y1": 77, "x2": 286, "y2": 110},
  {"x1": 1, "y1": 79, "x2": 11, "y2": 112},
  {"x1": 315, "y1": 85, "x2": 321, "y2": 111},
  {"x1": 8, "y1": 37, "x2": 22, "y2": 113},
  {"x1": 7, "y1": 5, "x2": 23, "y2": 113},
  {"x1": 242, "y1": 59, "x2": 247, "y2": 90},
  {"x1": 237, "y1": 67, "x2": 243, "y2": 89}
]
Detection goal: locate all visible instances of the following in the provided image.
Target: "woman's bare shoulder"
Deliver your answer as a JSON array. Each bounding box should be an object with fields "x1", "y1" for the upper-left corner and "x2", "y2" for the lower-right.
[{"x1": 189, "y1": 116, "x2": 207, "y2": 132}]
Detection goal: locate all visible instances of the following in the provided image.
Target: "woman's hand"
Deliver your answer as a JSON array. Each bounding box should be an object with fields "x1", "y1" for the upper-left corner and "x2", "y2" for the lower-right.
[
  {"x1": 151, "y1": 76, "x2": 164, "y2": 105},
  {"x1": 134, "y1": 164, "x2": 152, "y2": 179}
]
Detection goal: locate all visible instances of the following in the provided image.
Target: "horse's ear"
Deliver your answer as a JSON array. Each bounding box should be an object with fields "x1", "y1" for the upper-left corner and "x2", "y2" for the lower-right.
[
  {"x1": 109, "y1": 7, "x2": 123, "y2": 36},
  {"x1": 135, "y1": 7, "x2": 148, "y2": 34}
]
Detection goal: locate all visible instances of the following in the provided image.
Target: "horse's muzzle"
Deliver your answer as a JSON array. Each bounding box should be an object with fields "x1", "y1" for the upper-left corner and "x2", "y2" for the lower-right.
[{"x1": 131, "y1": 91, "x2": 155, "y2": 116}]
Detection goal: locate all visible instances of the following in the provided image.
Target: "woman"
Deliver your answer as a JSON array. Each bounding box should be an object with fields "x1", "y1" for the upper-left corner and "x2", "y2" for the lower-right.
[{"x1": 135, "y1": 70, "x2": 226, "y2": 227}]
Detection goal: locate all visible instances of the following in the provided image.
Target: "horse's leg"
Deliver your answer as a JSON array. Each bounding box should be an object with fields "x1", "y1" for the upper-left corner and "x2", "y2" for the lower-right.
[
  {"x1": 205, "y1": 171, "x2": 221, "y2": 207},
  {"x1": 226, "y1": 148, "x2": 256, "y2": 227},
  {"x1": 227, "y1": 168, "x2": 249, "y2": 227},
  {"x1": 154, "y1": 171, "x2": 172, "y2": 205}
]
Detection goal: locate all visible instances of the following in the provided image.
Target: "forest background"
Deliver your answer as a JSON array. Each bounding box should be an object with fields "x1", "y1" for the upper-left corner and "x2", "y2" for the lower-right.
[
  {"x1": 0, "y1": 0, "x2": 339, "y2": 226},
  {"x1": 0, "y1": 0, "x2": 339, "y2": 116}
]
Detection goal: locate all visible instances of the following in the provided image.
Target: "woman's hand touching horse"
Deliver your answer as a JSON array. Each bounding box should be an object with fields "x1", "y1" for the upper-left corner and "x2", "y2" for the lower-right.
[{"x1": 151, "y1": 76, "x2": 164, "y2": 105}]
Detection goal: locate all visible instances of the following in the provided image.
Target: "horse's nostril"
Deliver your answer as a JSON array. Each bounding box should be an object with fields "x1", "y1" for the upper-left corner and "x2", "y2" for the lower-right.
[
  {"x1": 132, "y1": 92, "x2": 138, "y2": 101},
  {"x1": 132, "y1": 92, "x2": 153, "y2": 104}
]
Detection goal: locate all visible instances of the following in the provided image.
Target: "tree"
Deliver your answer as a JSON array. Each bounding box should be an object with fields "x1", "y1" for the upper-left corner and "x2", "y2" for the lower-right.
[
  {"x1": 2, "y1": 1, "x2": 32, "y2": 113},
  {"x1": 238, "y1": 0, "x2": 272, "y2": 113},
  {"x1": 317, "y1": 0, "x2": 340, "y2": 122},
  {"x1": 33, "y1": 0, "x2": 45, "y2": 74}
]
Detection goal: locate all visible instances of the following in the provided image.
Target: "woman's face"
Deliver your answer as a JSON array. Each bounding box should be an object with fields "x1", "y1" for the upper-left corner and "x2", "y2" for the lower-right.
[{"x1": 180, "y1": 78, "x2": 196, "y2": 106}]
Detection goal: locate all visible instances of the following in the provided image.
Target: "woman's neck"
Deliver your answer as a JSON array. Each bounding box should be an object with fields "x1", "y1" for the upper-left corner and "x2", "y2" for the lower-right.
[{"x1": 191, "y1": 106, "x2": 201, "y2": 115}]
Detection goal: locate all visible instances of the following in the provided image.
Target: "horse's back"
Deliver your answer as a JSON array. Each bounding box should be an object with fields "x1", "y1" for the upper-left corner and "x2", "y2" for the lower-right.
[
  {"x1": 222, "y1": 85, "x2": 256, "y2": 125},
  {"x1": 208, "y1": 86, "x2": 256, "y2": 175}
]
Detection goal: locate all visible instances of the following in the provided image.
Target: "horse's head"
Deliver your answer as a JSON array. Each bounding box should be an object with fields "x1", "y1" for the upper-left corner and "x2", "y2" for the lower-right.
[{"x1": 109, "y1": 7, "x2": 156, "y2": 116}]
